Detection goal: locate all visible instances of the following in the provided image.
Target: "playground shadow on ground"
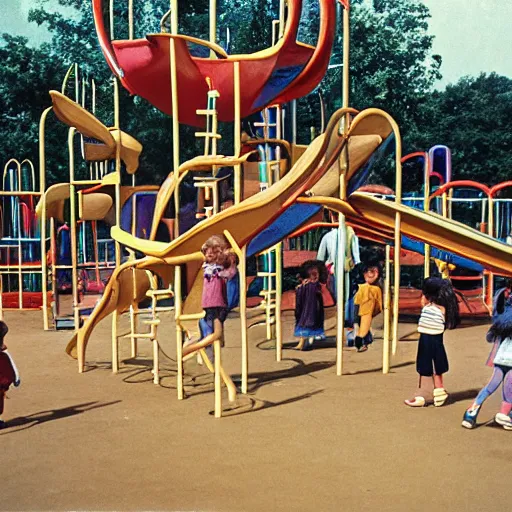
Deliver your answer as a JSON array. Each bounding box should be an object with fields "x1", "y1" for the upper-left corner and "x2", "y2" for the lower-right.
[
  {"x1": 215, "y1": 389, "x2": 325, "y2": 417},
  {"x1": 0, "y1": 401, "x2": 121, "y2": 435}
]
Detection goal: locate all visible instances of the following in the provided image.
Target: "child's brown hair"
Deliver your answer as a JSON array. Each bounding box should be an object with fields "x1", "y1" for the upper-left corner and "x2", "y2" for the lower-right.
[{"x1": 201, "y1": 234, "x2": 228, "y2": 255}]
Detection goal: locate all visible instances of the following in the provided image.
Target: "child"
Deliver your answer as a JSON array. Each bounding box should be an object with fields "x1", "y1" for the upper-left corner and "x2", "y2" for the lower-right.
[
  {"x1": 353, "y1": 263, "x2": 383, "y2": 352},
  {"x1": 462, "y1": 282, "x2": 512, "y2": 430},
  {"x1": 405, "y1": 278, "x2": 459, "y2": 407},
  {"x1": 0, "y1": 321, "x2": 21, "y2": 428},
  {"x1": 185, "y1": 235, "x2": 236, "y2": 351},
  {"x1": 294, "y1": 260, "x2": 328, "y2": 351}
]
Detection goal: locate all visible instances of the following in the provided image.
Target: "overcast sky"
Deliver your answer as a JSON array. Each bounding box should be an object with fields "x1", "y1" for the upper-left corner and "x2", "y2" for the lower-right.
[{"x1": 0, "y1": 0, "x2": 511, "y2": 89}]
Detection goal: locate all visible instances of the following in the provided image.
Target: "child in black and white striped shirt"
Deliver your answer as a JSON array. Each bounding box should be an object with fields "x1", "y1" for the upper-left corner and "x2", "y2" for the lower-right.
[{"x1": 405, "y1": 278, "x2": 459, "y2": 408}]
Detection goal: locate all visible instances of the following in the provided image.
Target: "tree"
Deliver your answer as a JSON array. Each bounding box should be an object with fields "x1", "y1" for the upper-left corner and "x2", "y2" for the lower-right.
[{"x1": 407, "y1": 73, "x2": 512, "y2": 186}]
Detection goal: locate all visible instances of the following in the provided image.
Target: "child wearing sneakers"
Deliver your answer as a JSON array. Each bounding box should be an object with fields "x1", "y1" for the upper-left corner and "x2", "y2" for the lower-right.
[
  {"x1": 462, "y1": 283, "x2": 512, "y2": 430},
  {"x1": 0, "y1": 321, "x2": 21, "y2": 428},
  {"x1": 405, "y1": 278, "x2": 459, "y2": 407}
]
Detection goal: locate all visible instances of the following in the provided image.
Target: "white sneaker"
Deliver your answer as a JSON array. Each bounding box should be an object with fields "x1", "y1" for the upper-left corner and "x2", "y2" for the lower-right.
[{"x1": 495, "y1": 413, "x2": 512, "y2": 431}]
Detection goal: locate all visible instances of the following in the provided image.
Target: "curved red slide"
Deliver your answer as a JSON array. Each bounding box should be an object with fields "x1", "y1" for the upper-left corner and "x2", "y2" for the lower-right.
[{"x1": 92, "y1": 0, "x2": 337, "y2": 126}]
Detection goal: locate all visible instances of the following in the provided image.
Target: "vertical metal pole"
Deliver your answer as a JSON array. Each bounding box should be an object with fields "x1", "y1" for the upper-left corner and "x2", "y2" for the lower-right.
[
  {"x1": 392, "y1": 140, "x2": 402, "y2": 356},
  {"x1": 487, "y1": 195, "x2": 494, "y2": 309},
  {"x1": 40, "y1": 107, "x2": 51, "y2": 330},
  {"x1": 382, "y1": 244, "x2": 391, "y2": 374},
  {"x1": 275, "y1": 242, "x2": 283, "y2": 362},
  {"x1": 68, "y1": 129, "x2": 80, "y2": 331},
  {"x1": 209, "y1": 0, "x2": 217, "y2": 58},
  {"x1": 279, "y1": 0, "x2": 286, "y2": 39},
  {"x1": 423, "y1": 155, "x2": 431, "y2": 278},
  {"x1": 214, "y1": 339, "x2": 222, "y2": 418},
  {"x1": 170, "y1": 0, "x2": 180, "y2": 238},
  {"x1": 175, "y1": 264, "x2": 184, "y2": 400},
  {"x1": 342, "y1": 4, "x2": 350, "y2": 109},
  {"x1": 233, "y1": 62, "x2": 241, "y2": 203},
  {"x1": 336, "y1": 211, "x2": 346, "y2": 376},
  {"x1": 128, "y1": 0, "x2": 134, "y2": 39},
  {"x1": 239, "y1": 246, "x2": 248, "y2": 394},
  {"x1": 109, "y1": 0, "x2": 115, "y2": 37}
]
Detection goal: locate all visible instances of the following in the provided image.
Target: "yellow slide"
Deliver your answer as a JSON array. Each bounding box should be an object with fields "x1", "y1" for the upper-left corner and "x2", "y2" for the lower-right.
[
  {"x1": 68, "y1": 108, "x2": 389, "y2": 368},
  {"x1": 302, "y1": 192, "x2": 512, "y2": 277}
]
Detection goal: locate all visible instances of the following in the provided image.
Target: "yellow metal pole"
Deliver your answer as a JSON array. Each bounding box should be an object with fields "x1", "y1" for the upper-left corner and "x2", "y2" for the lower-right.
[
  {"x1": 279, "y1": 0, "x2": 286, "y2": 39},
  {"x1": 239, "y1": 245, "x2": 248, "y2": 393},
  {"x1": 39, "y1": 106, "x2": 52, "y2": 330},
  {"x1": 68, "y1": 128, "x2": 80, "y2": 331},
  {"x1": 209, "y1": 0, "x2": 217, "y2": 58},
  {"x1": 342, "y1": 4, "x2": 350, "y2": 109},
  {"x1": 382, "y1": 244, "x2": 391, "y2": 374},
  {"x1": 336, "y1": 171, "x2": 347, "y2": 375},
  {"x1": 113, "y1": 78, "x2": 121, "y2": 266},
  {"x1": 336, "y1": 1, "x2": 350, "y2": 374},
  {"x1": 61, "y1": 64, "x2": 74, "y2": 95},
  {"x1": 170, "y1": 0, "x2": 180, "y2": 238},
  {"x1": 275, "y1": 242, "x2": 283, "y2": 362},
  {"x1": 175, "y1": 264, "x2": 184, "y2": 400},
  {"x1": 128, "y1": 0, "x2": 134, "y2": 40},
  {"x1": 214, "y1": 338, "x2": 222, "y2": 417},
  {"x1": 392, "y1": 138, "x2": 402, "y2": 357},
  {"x1": 233, "y1": 62, "x2": 241, "y2": 204},
  {"x1": 74, "y1": 63, "x2": 79, "y2": 103}
]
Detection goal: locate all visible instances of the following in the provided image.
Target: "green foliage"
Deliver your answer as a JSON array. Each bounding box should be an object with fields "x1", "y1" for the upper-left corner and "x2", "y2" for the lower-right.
[
  {"x1": 0, "y1": 0, "x2": 509, "y2": 194},
  {"x1": 406, "y1": 73, "x2": 512, "y2": 186}
]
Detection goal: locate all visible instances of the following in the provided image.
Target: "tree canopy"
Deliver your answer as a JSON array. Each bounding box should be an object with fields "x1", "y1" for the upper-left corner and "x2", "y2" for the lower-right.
[{"x1": 0, "y1": 0, "x2": 510, "y2": 191}]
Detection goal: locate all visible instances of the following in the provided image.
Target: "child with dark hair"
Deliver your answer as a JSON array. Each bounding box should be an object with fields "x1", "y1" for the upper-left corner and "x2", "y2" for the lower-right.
[
  {"x1": 0, "y1": 321, "x2": 21, "y2": 428},
  {"x1": 294, "y1": 260, "x2": 328, "y2": 351},
  {"x1": 353, "y1": 262, "x2": 383, "y2": 352},
  {"x1": 462, "y1": 281, "x2": 512, "y2": 430},
  {"x1": 405, "y1": 278, "x2": 460, "y2": 407}
]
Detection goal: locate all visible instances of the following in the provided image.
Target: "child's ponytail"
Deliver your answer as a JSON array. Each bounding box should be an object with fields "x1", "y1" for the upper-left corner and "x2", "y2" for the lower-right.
[{"x1": 422, "y1": 278, "x2": 460, "y2": 330}]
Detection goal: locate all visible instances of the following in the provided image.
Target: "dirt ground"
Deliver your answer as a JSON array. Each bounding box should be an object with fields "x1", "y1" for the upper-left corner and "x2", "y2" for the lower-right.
[{"x1": 1, "y1": 309, "x2": 510, "y2": 512}]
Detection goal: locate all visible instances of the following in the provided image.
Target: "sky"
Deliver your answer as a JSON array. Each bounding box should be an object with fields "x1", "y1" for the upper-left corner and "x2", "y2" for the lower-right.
[{"x1": 0, "y1": 0, "x2": 511, "y2": 89}]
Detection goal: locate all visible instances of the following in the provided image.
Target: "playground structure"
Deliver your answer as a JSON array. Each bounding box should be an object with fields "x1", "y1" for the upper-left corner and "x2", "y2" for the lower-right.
[
  {"x1": 2, "y1": 0, "x2": 512, "y2": 420},
  {"x1": 0, "y1": 159, "x2": 44, "y2": 313}
]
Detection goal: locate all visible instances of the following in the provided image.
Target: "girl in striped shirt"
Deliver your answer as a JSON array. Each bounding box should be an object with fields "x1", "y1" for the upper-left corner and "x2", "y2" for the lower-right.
[{"x1": 405, "y1": 278, "x2": 460, "y2": 407}]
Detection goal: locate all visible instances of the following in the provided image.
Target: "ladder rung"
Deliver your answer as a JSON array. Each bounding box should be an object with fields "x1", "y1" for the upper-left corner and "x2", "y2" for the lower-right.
[
  {"x1": 178, "y1": 313, "x2": 205, "y2": 321},
  {"x1": 143, "y1": 319, "x2": 161, "y2": 326},
  {"x1": 196, "y1": 109, "x2": 217, "y2": 115},
  {"x1": 154, "y1": 306, "x2": 174, "y2": 313},
  {"x1": 122, "y1": 333, "x2": 154, "y2": 339},
  {"x1": 194, "y1": 132, "x2": 222, "y2": 139},
  {"x1": 257, "y1": 272, "x2": 276, "y2": 277}
]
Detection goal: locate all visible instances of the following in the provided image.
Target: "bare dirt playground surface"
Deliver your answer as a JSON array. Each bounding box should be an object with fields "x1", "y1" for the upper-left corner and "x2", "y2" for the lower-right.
[{"x1": 1, "y1": 310, "x2": 510, "y2": 511}]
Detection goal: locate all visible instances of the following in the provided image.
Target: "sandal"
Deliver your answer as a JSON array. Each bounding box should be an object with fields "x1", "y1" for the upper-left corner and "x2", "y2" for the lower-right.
[
  {"x1": 357, "y1": 345, "x2": 368, "y2": 353},
  {"x1": 404, "y1": 396, "x2": 426, "y2": 407},
  {"x1": 433, "y1": 388, "x2": 448, "y2": 407}
]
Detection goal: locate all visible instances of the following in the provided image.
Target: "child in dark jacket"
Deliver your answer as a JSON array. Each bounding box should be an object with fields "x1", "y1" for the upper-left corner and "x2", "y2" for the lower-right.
[{"x1": 294, "y1": 260, "x2": 328, "y2": 351}]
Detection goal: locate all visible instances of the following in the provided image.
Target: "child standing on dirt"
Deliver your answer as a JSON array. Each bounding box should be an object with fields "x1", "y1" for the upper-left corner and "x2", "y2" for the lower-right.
[
  {"x1": 462, "y1": 282, "x2": 512, "y2": 430},
  {"x1": 294, "y1": 260, "x2": 328, "y2": 351},
  {"x1": 0, "y1": 321, "x2": 21, "y2": 429},
  {"x1": 353, "y1": 263, "x2": 383, "y2": 352},
  {"x1": 405, "y1": 278, "x2": 459, "y2": 408}
]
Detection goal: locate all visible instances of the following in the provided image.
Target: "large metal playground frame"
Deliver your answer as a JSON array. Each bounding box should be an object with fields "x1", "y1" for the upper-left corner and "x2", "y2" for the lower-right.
[{"x1": 2, "y1": 0, "x2": 512, "y2": 419}]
